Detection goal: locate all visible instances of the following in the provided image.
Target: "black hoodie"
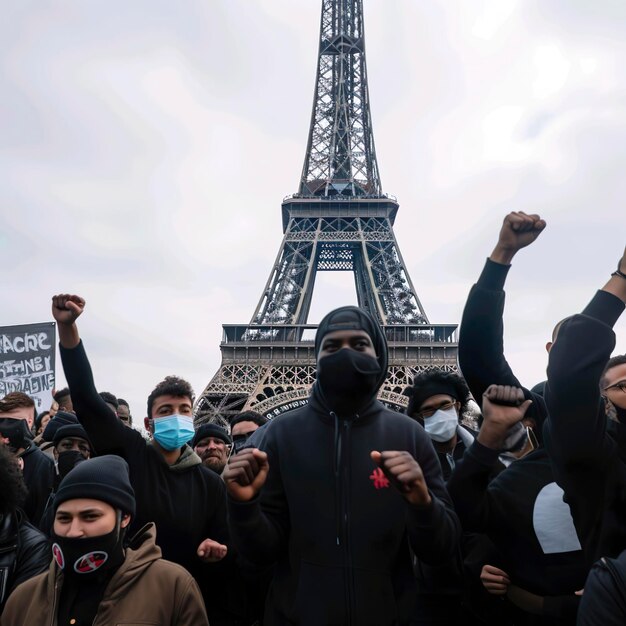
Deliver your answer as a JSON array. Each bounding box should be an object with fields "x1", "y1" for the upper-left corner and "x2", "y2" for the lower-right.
[{"x1": 228, "y1": 306, "x2": 460, "y2": 626}]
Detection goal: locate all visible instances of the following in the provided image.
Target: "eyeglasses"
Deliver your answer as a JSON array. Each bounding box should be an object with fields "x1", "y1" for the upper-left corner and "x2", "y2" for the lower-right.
[
  {"x1": 414, "y1": 400, "x2": 456, "y2": 420},
  {"x1": 604, "y1": 381, "x2": 626, "y2": 394}
]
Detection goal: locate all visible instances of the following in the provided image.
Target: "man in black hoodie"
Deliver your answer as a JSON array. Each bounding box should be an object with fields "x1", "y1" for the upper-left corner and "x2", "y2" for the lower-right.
[{"x1": 224, "y1": 305, "x2": 460, "y2": 626}]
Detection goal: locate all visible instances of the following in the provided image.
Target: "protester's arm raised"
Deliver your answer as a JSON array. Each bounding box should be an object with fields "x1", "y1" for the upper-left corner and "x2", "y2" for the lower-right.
[
  {"x1": 489, "y1": 211, "x2": 546, "y2": 266},
  {"x1": 51, "y1": 293, "x2": 140, "y2": 456},
  {"x1": 458, "y1": 212, "x2": 546, "y2": 403}
]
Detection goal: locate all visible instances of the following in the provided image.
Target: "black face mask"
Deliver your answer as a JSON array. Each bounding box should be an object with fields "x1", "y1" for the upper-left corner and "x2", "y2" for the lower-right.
[
  {"x1": 51, "y1": 519, "x2": 126, "y2": 579},
  {"x1": 0, "y1": 418, "x2": 33, "y2": 453},
  {"x1": 56, "y1": 450, "x2": 86, "y2": 479},
  {"x1": 316, "y1": 349, "x2": 381, "y2": 417}
]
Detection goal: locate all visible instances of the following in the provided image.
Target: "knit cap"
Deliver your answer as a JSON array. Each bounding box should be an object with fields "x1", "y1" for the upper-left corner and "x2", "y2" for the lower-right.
[
  {"x1": 54, "y1": 455, "x2": 136, "y2": 516},
  {"x1": 192, "y1": 423, "x2": 232, "y2": 448},
  {"x1": 52, "y1": 423, "x2": 94, "y2": 452},
  {"x1": 42, "y1": 411, "x2": 78, "y2": 442}
]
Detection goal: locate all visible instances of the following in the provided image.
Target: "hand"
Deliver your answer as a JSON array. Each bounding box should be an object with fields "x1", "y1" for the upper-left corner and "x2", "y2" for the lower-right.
[
  {"x1": 480, "y1": 564, "x2": 510, "y2": 595},
  {"x1": 490, "y1": 211, "x2": 546, "y2": 265},
  {"x1": 51, "y1": 294, "x2": 85, "y2": 325},
  {"x1": 197, "y1": 538, "x2": 228, "y2": 563},
  {"x1": 223, "y1": 448, "x2": 269, "y2": 502},
  {"x1": 370, "y1": 450, "x2": 431, "y2": 508},
  {"x1": 478, "y1": 385, "x2": 532, "y2": 449}
]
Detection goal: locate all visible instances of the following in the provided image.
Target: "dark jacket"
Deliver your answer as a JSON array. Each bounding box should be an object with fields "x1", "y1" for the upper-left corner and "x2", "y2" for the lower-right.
[
  {"x1": 0, "y1": 509, "x2": 49, "y2": 613},
  {"x1": 448, "y1": 443, "x2": 587, "y2": 597},
  {"x1": 577, "y1": 550, "x2": 626, "y2": 626},
  {"x1": 229, "y1": 384, "x2": 461, "y2": 626},
  {"x1": 544, "y1": 289, "x2": 626, "y2": 566},
  {"x1": 0, "y1": 523, "x2": 209, "y2": 626},
  {"x1": 59, "y1": 341, "x2": 230, "y2": 615},
  {"x1": 20, "y1": 445, "x2": 54, "y2": 527}
]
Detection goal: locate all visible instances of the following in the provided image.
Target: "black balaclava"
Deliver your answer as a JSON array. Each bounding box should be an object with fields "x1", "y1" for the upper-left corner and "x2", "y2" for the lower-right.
[{"x1": 314, "y1": 306, "x2": 388, "y2": 417}]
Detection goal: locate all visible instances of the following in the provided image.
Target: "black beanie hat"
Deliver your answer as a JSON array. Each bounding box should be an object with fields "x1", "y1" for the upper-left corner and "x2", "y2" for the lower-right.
[
  {"x1": 192, "y1": 423, "x2": 232, "y2": 448},
  {"x1": 42, "y1": 411, "x2": 78, "y2": 442},
  {"x1": 315, "y1": 306, "x2": 388, "y2": 390},
  {"x1": 54, "y1": 455, "x2": 136, "y2": 516},
  {"x1": 52, "y1": 423, "x2": 93, "y2": 451}
]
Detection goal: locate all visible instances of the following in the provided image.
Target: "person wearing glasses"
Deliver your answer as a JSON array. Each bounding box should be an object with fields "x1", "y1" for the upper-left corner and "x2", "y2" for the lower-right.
[{"x1": 406, "y1": 370, "x2": 476, "y2": 482}]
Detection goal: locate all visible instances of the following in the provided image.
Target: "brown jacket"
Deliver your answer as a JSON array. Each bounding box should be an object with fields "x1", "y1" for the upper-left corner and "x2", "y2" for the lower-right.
[{"x1": 0, "y1": 523, "x2": 209, "y2": 626}]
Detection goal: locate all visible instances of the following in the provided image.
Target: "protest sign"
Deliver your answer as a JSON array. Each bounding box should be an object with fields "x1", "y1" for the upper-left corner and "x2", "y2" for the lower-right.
[{"x1": 0, "y1": 322, "x2": 55, "y2": 410}]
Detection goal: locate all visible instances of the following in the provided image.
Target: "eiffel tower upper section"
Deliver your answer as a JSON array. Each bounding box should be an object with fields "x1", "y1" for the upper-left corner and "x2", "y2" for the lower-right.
[
  {"x1": 252, "y1": 0, "x2": 428, "y2": 329},
  {"x1": 196, "y1": 0, "x2": 458, "y2": 421}
]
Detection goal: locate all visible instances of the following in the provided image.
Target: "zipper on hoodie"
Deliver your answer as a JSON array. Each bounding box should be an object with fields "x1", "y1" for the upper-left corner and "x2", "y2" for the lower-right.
[{"x1": 341, "y1": 419, "x2": 355, "y2": 626}]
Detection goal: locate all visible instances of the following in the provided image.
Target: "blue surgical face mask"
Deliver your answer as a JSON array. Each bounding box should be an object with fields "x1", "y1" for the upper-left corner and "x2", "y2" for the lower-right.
[{"x1": 152, "y1": 414, "x2": 195, "y2": 451}]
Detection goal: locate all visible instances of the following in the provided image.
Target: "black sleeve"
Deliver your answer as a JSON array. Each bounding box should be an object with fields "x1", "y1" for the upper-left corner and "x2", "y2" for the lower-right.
[
  {"x1": 544, "y1": 290, "x2": 624, "y2": 466},
  {"x1": 447, "y1": 440, "x2": 499, "y2": 533},
  {"x1": 577, "y1": 553, "x2": 626, "y2": 626},
  {"x1": 204, "y1": 475, "x2": 230, "y2": 546},
  {"x1": 59, "y1": 340, "x2": 145, "y2": 458},
  {"x1": 458, "y1": 259, "x2": 524, "y2": 404},
  {"x1": 227, "y1": 434, "x2": 290, "y2": 566},
  {"x1": 405, "y1": 434, "x2": 462, "y2": 564},
  {"x1": 11, "y1": 522, "x2": 50, "y2": 592},
  {"x1": 543, "y1": 290, "x2": 625, "y2": 561}
]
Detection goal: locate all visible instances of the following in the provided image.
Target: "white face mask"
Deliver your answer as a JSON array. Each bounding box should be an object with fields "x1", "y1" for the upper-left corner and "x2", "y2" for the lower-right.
[{"x1": 423, "y1": 406, "x2": 458, "y2": 443}]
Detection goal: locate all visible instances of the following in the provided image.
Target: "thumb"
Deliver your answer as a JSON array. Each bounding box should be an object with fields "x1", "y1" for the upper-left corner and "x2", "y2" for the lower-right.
[
  {"x1": 65, "y1": 300, "x2": 82, "y2": 315},
  {"x1": 519, "y1": 399, "x2": 533, "y2": 416},
  {"x1": 251, "y1": 448, "x2": 269, "y2": 468},
  {"x1": 370, "y1": 450, "x2": 382, "y2": 465}
]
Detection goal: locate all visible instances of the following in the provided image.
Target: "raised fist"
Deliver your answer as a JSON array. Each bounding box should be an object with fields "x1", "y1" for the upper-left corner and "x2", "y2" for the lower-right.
[{"x1": 51, "y1": 294, "x2": 85, "y2": 325}]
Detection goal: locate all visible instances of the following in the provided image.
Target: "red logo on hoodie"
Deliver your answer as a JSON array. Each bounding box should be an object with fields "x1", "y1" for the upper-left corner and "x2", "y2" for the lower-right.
[{"x1": 369, "y1": 467, "x2": 390, "y2": 489}]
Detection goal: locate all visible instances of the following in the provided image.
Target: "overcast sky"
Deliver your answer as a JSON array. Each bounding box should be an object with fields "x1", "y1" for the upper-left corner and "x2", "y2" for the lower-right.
[{"x1": 2, "y1": 0, "x2": 625, "y2": 421}]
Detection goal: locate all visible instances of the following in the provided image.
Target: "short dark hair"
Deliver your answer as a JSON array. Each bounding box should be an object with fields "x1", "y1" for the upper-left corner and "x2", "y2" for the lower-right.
[
  {"x1": 601, "y1": 355, "x2": 626, "y2": 391},
  {"x1": 230, "y1": 411, "x2": 268, "y2": 430},
  {"x1": 53, "y1": 388, "x2": 71, "y2": 403},
  {"x1": 0, "y1": 392, "x2": 35, "y2": 412},
  {"x1": 99, "y1": 391, "x2": 118, "y2": 409},
  {"x1": 0, "y1": 444, "x2": 28, "y2": 514},
  {"x1": 117, "y1": 398, "x2": 129, "y2": 408},
  {"x1": 147, "y1": 376, "x2": 195, "y2": 417},
  {"x1": 406, "y1": 370, "x2": 471, "y2": 419}
]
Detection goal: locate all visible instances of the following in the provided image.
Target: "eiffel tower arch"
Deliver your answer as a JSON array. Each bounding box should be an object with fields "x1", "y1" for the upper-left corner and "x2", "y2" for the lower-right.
[{"x1": 196, "y1": 0, "x2": 458, "y2": 422}]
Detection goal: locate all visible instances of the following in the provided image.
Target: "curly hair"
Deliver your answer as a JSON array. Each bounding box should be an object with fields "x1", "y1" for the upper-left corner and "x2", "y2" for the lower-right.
[
  {"x1": 0, "y1": 445, "x2": 27, "y2": 514},
  {"x1": 406, "y1": 370, "x2": 471, "y2": 419},
  {"x1": 146, "y1": 376, "x2": 195, "y2": 418}
]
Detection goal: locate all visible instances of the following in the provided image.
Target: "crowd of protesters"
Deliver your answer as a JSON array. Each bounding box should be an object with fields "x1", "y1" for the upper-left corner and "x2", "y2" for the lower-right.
[{"x1": 0, "y1": 211, "x2": 625, "y2": 625}]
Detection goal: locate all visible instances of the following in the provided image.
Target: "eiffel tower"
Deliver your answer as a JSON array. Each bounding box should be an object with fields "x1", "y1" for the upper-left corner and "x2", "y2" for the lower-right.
[{"x1": 196, "y1": 0, "x2": 458, "y2": 421}]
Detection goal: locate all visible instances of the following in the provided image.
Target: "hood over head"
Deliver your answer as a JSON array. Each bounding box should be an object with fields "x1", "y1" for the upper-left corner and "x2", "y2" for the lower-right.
[{"x1": 314, "y1": 306, "x2": 388, "y2": 399}]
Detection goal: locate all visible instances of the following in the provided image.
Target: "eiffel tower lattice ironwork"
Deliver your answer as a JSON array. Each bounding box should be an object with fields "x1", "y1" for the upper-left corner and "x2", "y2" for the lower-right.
[{"x1": 196, "y1": 0, "x2": 458, "y2": 422}]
